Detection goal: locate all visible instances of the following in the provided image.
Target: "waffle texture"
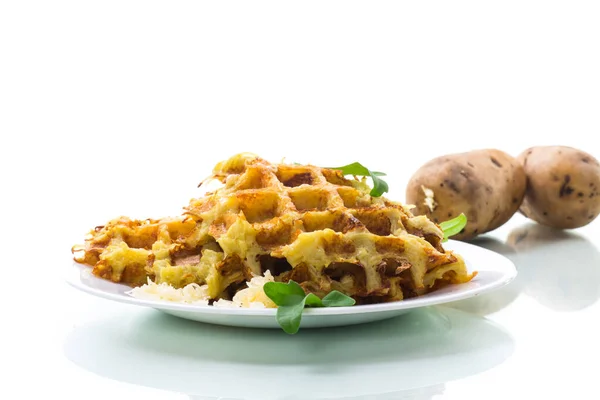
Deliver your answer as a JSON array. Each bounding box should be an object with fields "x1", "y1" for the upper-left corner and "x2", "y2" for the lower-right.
[{"x1": 73, "y1": 153, "x2": 474, "y2": 303}]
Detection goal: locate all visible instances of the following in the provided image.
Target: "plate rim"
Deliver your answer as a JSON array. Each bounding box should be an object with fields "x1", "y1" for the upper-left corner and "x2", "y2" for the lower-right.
[{"x1": 66, "y1": 240, "x2": 517, "y2": 316}]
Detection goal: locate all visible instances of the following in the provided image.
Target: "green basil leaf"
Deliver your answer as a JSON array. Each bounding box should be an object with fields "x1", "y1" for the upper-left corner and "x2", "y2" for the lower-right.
[
  {"x1": 322, "y1": 290, "x2": 356, "y2": 307},
  {"x1": 263, "y1": 281, "x2": 307, "y2": 306},
  {"x1": 369, "y1": 172, "x2": 389, "y2": 197},
  {"x1": 264, "y1": 281, "x2": 356, "y2": 334},
  {"x1": 371, "y1": 171, "x2": 387, "y2": 177},
  {"x1": 327, "y1": 162, "x2": 371, "y2": 176},
  {"x1": 326, "y1": 162, "x2": 389, "y2": 197},
  {"x1": 274, "y1": 291, "x2": 324, "y2": 334},
  {"x1": 304, "y1": 293, "x2": 324, "y2": 308},
  {"x1": 276, "y1": 301, "x2": 307, "y2": 334},
  {"x1": 439, "y1": 213, "x2": 468, "y2": 241}
]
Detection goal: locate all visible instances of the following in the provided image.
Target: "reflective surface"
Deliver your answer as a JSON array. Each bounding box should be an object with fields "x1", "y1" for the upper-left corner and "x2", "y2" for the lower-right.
[
  {"x1": 451, "y1": 221, "x2": 600, "y2": 315},
  {"x1": 3, "y1": 213, "x2": 598, "y2": 399},
  {"x1": 64, "y1": 307, "x2": 514, "y2": 399},
  {"x1": 45, "y1": 215, "x2": 599, "y2": 399}
]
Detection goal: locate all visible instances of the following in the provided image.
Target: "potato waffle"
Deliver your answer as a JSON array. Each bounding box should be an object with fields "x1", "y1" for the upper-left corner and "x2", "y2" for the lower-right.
[{"x1": 73, "y1": 153, "x2": 474, "y2": 303}]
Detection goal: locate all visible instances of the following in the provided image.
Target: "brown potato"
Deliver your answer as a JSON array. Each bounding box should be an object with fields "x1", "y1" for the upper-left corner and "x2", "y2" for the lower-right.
[
  {"x1": 518, "y1": 146, "x2": 600, "y2": 229},
  {"x1": 406, "y1": 149, "x2": 526, "y2": 240}
]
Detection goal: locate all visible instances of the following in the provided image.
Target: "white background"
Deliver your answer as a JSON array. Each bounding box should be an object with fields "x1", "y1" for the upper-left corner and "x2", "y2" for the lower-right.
[{"x1": 1, "y1": 1, "x2": 599, "y2": 399}]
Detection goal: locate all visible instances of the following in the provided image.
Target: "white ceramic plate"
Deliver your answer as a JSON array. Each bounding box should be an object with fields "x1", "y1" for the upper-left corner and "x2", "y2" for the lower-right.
[{"x1": 66, "y1": 240, "x2": 517, "y2": 329}]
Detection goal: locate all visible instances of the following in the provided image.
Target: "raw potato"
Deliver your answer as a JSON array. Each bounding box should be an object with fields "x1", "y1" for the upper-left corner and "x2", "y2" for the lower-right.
[
  {"x1": 518, "y1": 146, "x2": 600, "y2": 229},
  {"x1": 406, "y1": 149, "x2": 526, "y2": 241}
]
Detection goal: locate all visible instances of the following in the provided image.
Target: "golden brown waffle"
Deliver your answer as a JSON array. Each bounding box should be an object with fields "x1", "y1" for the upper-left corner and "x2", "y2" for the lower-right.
[{"x1": 73, "y1": 153, "x2": 474, "y2": 303}]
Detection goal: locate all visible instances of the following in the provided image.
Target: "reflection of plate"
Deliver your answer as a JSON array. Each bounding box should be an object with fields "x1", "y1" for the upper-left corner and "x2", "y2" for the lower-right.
[
  {"x1": 447, "y1": 237, "x2": 524, "y2": 315},
  {"x1": 507, "y1": 223, "x2": 600, "y2": 311},
  {"x1": 64, "y1": 306, "x2": 515, "y2": 400},
  {"x1": 66, "y1": 240, "x2": 516, "y2": 329}
]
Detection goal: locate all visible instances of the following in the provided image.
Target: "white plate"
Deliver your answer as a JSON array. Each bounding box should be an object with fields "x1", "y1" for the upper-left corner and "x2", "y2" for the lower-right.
[{"x1": 66, "y1": 240, "x2": 517, "y2": 329}]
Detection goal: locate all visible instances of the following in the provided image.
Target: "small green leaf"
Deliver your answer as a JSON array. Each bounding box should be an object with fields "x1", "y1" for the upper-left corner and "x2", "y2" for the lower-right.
[
  {"x1": 322, "y1": 290, "x2": 356, "y2": 307},
  {"x1": 326, "y1": 162, "x2": 389, "y2": 197},
  {"x1": 327, "y1": 161, "x2": 371, "y2": 176},
  {"x1": 263, "y1": 280, "x2": 357, "y2": 334},
  {"x1": 263, "y1": 281, "x2": 306, "y2": 306},
  {"x1": 274, "y1": 291, "x2": 324, "y2": 335},
  {"x1": 369, "y1": 173, "x2": 389, "y2": 197},
  {"x1": 371, "y1": 171, "x2": 386, "y2": 177},
  {"x1": 304, "y1": 293, "x2": 324, "y2": 307},
  {"x1": 439, "y1": 213, "x2": 468, "y2": 241},
  {"x1": 276, "y1": 301, "x2": 307, "y2": 334}
]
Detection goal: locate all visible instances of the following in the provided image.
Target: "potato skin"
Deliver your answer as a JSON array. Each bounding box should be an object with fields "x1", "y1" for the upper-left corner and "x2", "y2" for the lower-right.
[
  {"x1": 518, "y1": 146, "x2": 600, "y2": 229},
  {"x1": 406, "y1": 149, "x2": 526, "y2": 240}
]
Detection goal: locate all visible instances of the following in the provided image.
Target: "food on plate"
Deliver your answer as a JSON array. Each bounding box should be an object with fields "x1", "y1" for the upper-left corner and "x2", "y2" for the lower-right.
[
  {"x1": 263, "y1": 279, "x2": 357, "y2": 333},
  {"x1": 73, "y1": 153, "x2": 474, "y2": 331},
  {"x1": 406, "y1": 149, "x2": 526, "y2": 241},
  {"x1": 517, "y1": 146, "x2": 600, "y2": 229},
  {"x1": 128, "y1": 271, "x2": 277, "y2": 308}
]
